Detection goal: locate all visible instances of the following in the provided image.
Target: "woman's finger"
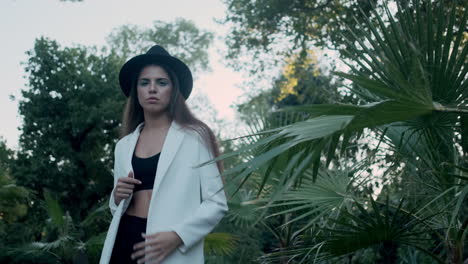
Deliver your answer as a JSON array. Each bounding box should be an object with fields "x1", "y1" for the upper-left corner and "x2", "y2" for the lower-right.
[
  {"x1": 118, "y1": 177, "x2": 141, "y2": 185},
  {"x1": 137, "y1": 251, "x2": 161, "y2": 264},
  {"x1": 154, "y1": 254, "x2": 167, "y2": 264},
  {"x1": 117, "y1": 188, "x2": 133, "y2": 194},
  {"x1": 116, "y1": 189, "x2": 133, "y2": 194},
  {"x1": 142, "y1": 232, "x2": 159, "y2": 239},
  {"x1": 133, "y1": 237, "x2": 156, "y2": 251},
  {"x1": 116, "y1": 182, "x2": 135, "y2": 190},
  {"x1": 130, "y1": 246, "x2": 146, "y2": 261},
  {"x1": 117, "y1": 193, "x2": 130, "y2": 198},
  {"x1": 133, "y1": 236, "x2": 163, "y2": 253},
  {"x1": 131, "y1": 242, "x2": 161, "y2": 260}
]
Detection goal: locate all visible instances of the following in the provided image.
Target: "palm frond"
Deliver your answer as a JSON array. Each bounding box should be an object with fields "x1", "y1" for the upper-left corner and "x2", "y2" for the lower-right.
[
  {"x1": 43, "y1": 189, "x2": 65, "y2": 232},
  {"x1": 265, "y1": 169, "x2": 353, "y2": 233},
  {"x1": 320, "y1": 196, "x2": 444, "y2": 263},
  {"x1": 204, "y1": 232, "x2": 237, "y2": 257}
]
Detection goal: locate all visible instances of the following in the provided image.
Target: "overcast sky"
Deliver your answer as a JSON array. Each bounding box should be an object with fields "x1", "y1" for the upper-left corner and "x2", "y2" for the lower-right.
[{"x1": 1, "y1": 0, "x2": 252, "y2": 150}]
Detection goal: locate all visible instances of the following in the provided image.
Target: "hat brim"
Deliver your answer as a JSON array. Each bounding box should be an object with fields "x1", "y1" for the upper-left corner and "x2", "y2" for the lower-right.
[{"x1": 119, "y1": 54, "x2": 193, "y2": 99}]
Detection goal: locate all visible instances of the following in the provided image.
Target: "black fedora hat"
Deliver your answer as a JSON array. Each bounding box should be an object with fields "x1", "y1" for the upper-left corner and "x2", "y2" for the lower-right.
[{"x1": 119, "y1": 45, "x2": 193, "y2": 99}]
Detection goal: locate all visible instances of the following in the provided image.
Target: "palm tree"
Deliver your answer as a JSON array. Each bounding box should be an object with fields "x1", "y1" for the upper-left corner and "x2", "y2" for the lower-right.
[
  {"x1": 2, "y1": 189, "x2": 111, "y2": 264},
  {"x1": 213, "y1": 0, "x2": 467, "y2": 263}
]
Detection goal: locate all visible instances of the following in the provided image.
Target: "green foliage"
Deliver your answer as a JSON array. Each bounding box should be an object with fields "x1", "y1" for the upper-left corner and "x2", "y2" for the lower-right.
[
  {"x1": 0, "y1": 139, "x2": 30, "y2": 260},
  {"x1": 271, "y1": 50, "x2": 347, "y2": 107},
  {"x1": 0, "y1": 139, "x2": 29, "y2": 225},
  {"x1": 220, "y1": 0, "x2": 382, "y2": 74},
  {"x1": 221, "y1": 0, "x2": 468, "y2": 263},
  {"x1": 221, "y1": 0, "x2": 466, "y2": 75},
  {"x1": 322, "y1": 197, "x2": 442, "y2": 262},
  {"x1": 12, "y1": 37, "x2": 122, "y2": 224},
  {"x1": 106, "y1": 18, "x2": 213, "y2": 76},
  {"x1": 3, "y1": 189, "x2": 109, "y2": 264},
  {"x1": 204, "y1": 232, "x2": 237, "y2": 257}
]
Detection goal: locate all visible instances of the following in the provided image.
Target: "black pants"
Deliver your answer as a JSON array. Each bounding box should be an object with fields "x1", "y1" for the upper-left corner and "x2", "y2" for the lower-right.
[{"x1": 110, "y1": 213, "x2": 148, "y2": 264}]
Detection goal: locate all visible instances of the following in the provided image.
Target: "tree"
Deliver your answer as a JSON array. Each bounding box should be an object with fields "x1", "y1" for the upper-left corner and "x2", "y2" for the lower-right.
[
  {"x1": 0, "y1": 138, "x2": 29, "y2": 256},
  {"x1": 12, "y1": 38, "x2": 122, "y2": 223},
  {"x1": 106, "y1": 18, "x2": 213, "y2": 77},
  {"x1": 220, "y1": 0, "x2": 384, "y2": 74},
  {"x1": 219, "y1": 1, "x2": 467, "y2": 262},
  {"x1": 220, "y1": 0, "x2": 466, "y2": 76}
]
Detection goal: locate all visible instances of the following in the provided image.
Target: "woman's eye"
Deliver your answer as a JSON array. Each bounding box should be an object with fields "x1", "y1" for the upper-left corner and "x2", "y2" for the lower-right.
[
  {"x1": 139, "y1": 81, "x2": 148, "y2": 86},
  {"x1": 158, "y1": 80, "x2": 168, "y2": 86}
]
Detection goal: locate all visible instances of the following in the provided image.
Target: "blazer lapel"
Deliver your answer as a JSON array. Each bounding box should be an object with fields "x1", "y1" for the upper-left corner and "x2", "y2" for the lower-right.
[
  {"x1": 153, "y1": 120, "x2": 185, "y2": 194},
  {"x1": 124, "y1": 120, "x2": 185, "y2": 195},
  {"x1": 124, "y1": 122, "x2": 143, "y2": 176}
]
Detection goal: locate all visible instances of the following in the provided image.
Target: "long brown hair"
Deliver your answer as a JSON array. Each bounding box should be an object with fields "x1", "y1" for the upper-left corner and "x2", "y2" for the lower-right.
[{"x1": 119, "y1": 63, "x2": 224, "y2": 173}]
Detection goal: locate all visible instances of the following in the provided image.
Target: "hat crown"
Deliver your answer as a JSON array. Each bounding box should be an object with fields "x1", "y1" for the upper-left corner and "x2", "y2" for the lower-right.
[{"x1": 146, "y1": 45, "x2": 170, "y2": 56}]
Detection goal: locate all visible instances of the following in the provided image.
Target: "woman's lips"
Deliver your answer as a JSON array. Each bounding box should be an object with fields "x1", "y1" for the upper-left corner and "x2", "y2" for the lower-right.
[{"x1": 147, "y1": 98, "x2": 159, "y2": 102}]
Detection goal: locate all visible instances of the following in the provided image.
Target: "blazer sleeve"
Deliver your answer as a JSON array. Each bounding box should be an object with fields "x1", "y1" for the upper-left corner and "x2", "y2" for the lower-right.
[
  {"x1": 109, "y1": 140, "x2": 122, "y2": 216},
  {"x1": 171, "y1": 135, "x2": 229, "y2": 253}
]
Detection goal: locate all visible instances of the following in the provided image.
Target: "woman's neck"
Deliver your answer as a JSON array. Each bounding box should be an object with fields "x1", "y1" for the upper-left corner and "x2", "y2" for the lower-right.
[{"x1": 142, "y1": 111, "x2": 172, "y2": 132}]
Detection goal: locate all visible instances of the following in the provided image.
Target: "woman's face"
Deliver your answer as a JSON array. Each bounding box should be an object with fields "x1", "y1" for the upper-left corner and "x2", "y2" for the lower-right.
[{"x1": 136, "y1": 65, "x2": 173, "y2": 114}]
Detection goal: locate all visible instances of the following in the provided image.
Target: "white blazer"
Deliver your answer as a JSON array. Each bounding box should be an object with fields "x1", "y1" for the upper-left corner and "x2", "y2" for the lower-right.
[{"x1": 99, "y1": 120, "x2": 228, "y2": 264}]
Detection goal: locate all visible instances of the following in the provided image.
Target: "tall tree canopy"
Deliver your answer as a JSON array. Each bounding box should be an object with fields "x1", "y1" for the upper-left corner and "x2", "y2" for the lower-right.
[
  {"x1": 220, "y1": 0, "x2": 382, "y2": 73},
  {"x1": 106, "y1": 18, "x2": 213, "y2": 76},
  {"x1": 220, "y1": 0, "x2": 466, "y2": 75},
  {"x1": 14, "y1": 38, "x2": 122, "y2": 221}
]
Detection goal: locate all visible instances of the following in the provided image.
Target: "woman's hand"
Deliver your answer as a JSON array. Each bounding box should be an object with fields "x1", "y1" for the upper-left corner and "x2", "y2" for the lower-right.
[
  {"x1": 114, "y1": 171, "x2": 141, "y2": 206},
  {"x1": 131, "y1": 231, "x2": 183, "y2": 264}
]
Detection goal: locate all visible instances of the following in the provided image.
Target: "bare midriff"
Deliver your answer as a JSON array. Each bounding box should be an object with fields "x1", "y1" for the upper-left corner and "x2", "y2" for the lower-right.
[
  {"x1": 124, "y1": 123, "x2": 170, "y2": 219},
  {"x1": 125, "y1": 190, "x2": 153, "y2": 218}
]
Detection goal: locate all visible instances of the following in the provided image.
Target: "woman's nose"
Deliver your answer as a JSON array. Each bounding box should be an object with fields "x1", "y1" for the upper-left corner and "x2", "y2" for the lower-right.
[{"x1": 149, "y1": 81, "x2": 157, "y2": 92}]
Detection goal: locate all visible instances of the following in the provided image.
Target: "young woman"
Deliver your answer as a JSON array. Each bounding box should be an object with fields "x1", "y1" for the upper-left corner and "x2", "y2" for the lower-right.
[{"x1": 99, "y1": 45, "x2": 228, "y2": 264}]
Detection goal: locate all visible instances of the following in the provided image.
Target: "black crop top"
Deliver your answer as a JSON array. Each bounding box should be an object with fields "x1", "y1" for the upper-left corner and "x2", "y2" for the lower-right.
[{"x1": 131, "y1": 150, "x2": 161, "y2": 192}]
